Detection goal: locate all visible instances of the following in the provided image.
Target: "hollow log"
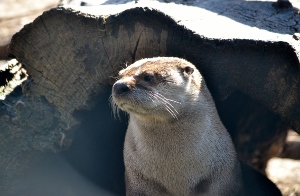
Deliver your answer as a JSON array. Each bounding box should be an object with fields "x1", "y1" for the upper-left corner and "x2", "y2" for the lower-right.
[{"x1": 2, "y1": 0, "x2": 300, "y2": 194}]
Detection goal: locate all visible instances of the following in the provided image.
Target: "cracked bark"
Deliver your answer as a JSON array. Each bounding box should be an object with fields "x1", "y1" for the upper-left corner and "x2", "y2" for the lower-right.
[{"x1": 1, "y1": 1, "x2": 300, "y2": 194}]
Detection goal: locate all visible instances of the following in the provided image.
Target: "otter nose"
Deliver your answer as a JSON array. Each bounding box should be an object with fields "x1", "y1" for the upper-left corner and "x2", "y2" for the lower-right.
[{"x1": 113, "y1": 82, "x2": 130, "y2": 95}]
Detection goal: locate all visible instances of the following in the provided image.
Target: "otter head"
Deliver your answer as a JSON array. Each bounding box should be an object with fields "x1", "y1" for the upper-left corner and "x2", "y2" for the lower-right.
[{"x1": 111, "y1": 57, "x2": 202, "y2": 121}]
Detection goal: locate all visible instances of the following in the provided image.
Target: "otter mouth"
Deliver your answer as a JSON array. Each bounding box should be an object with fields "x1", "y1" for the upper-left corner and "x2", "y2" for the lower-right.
[
  {"x1": 119, "y1": 101, "x2": 147, "y2": 114},
  {"x1": 116, "y1": 97, "x2": 180, "y2": 120},
  {"x1": 119, "y1": 102, "x2": 132, "y2": 110},
  {"x1": 112, "y1": 94, "x2": 154, "y2": 116}
]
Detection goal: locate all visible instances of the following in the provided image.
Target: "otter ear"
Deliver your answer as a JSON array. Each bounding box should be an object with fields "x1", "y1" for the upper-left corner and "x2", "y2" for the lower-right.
[{"x1": 184, "y1": 66, "x2": 194, "y2": 75}]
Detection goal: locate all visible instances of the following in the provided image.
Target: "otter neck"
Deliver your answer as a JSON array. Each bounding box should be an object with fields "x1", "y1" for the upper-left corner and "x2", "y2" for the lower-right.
[{"x1": 128, "y1": 103, "x2": 220, "y2": 154}]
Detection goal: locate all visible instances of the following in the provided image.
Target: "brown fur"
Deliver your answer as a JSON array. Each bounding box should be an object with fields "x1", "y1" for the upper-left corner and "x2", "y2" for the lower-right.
[{"x1": 112, "y1": 57, "x2": 243, "y2": 196}]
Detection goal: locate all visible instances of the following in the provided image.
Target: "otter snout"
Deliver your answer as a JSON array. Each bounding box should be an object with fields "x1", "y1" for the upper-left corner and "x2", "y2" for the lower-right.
[{"x1": 113, "y1": 82, "x2": 130, "y2": 95}]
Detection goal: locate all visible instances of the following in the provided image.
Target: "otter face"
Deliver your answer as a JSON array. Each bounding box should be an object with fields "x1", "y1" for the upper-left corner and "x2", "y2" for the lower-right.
[{"x1": 111, "y1": 57, "x2": 199, "y2": 120}]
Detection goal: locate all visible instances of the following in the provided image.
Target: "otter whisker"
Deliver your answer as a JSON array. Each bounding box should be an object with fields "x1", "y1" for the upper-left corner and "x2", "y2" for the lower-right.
[
  {"x1": 158, "y1": 97, "x2": 179, "y2": 119},
  {"x1": 155, "y1": 92, "x2": 182, "y2": 105},
  {"x1": 164, "y1": 98, "x2": 181, "y2": 104},
  {"x1": 148, "y1": 93, "x2": 176, "y2": 118},
  {"x1": 148, "y1": 93, "x2": 161, "y2": 106},
  {"x1": 150, "y1": 96, "x2": 178, "y2": 119},
  {"x1": 150, "y1": 92, "x2": 180, "y2": 115},
  {"x1": 163, "y1": 104, "x2": 178, "y2": 119},
  {"x1": 152, "y1": 92, "x2": 181, "y2": 110},
  {"x1": 149, "y1": 92, "x2": 178, "y2": 119},
  {"x1": 109, "y1": 94, "x2": 121, "y2": 120},
  {"x1": 147, "y1": 94, "x2": 156, "y2": 103}
]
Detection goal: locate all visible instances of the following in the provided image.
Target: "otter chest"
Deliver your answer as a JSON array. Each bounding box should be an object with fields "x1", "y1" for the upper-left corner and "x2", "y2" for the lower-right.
[{"x1": 124, "y1": 124, "x2": 216, "y2": 195}]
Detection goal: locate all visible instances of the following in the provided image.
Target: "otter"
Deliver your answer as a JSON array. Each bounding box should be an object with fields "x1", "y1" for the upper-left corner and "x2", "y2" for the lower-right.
[{"x1": 111, "y1": 57, "x2": 281, "y2": 196}]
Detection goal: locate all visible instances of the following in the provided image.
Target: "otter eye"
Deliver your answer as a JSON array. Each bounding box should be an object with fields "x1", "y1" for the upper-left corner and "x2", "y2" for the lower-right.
[
  {"x1": 184, "y1": 66, "x2": 194, "y2": 75},
  {"x1": 143, "y1": 74, "x2": 153, "y2": 82}
]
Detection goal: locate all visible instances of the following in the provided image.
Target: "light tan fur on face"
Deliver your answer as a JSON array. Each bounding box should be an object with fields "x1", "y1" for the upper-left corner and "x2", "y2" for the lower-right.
[{"x1": 112, "y1": 57, "x2": 243, "y2": 196}]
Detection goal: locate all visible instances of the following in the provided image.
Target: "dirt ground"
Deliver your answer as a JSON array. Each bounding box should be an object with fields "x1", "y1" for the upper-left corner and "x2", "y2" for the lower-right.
[
  {"x1": 267, "y1": 158, "x2": 300, "y2": 196},
  {"x1": 267, "y1": 131, "x2": 300, "y2": 196}
]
